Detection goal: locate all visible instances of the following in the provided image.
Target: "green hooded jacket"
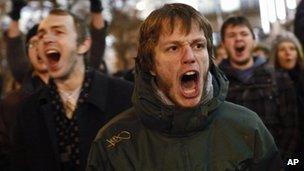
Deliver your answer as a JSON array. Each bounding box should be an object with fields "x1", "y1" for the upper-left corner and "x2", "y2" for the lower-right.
[{"x1": 86, "y1": 64, "x2": 283, "y2": 171}]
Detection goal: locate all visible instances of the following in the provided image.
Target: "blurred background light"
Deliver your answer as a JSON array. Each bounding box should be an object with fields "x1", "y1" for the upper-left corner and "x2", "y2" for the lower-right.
[
  {"x1": 286, "y1": 0, "x2": 297, "y2": 9},
  {"x1": 136, "y1": 1, "x2": 145, "y2": 11},
  {"x1": 220, "y1": 0, "x2": 240, "y2": 12},
  {"x1": 259, "y1": 0, "x2": 270, "y2": 34},
  {"x1": 275, "y1": 0, "x2": 286, "y2": 20},
  {"x1": 267, "y1": 0, "x2": 277, "y2": 23}
]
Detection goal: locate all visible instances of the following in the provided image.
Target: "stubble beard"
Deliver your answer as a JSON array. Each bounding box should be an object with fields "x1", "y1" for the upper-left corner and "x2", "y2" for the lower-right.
[
  {"x1": 156, "y1": 71, "x2": 208, "y2": 108},
  {"x1": 234, "y1": 57, "x2": 251, "y2": 66}
]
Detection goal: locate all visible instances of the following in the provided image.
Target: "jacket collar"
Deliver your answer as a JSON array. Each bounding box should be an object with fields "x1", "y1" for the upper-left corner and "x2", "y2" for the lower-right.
[
  {"x1": 21, "y1": 72, "x2": 46, "y2": 94},
  {"x1": 86, "y1": 70, "x2": 108, "y2": 112},
  {"x1": 38, "y1": 69, "x2": 108, "y2": 113},
  {"x1": 35, "y1": 69, "x2": 108, "y2": 167},
  {"x1": 132, "y1": 63, "x2": 228, "y2": 137}
]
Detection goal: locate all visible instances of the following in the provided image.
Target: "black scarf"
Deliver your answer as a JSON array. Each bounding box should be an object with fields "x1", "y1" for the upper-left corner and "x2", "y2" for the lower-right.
[{"x1": 48, "y1": 68, "x2": 93, "y2": 170}]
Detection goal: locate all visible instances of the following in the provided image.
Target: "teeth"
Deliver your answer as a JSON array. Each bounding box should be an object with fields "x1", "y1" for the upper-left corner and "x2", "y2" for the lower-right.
[
  {"x1": 46, "y1": 50, "x2": 58, "y2": 54},
  {"x1": 184, "y1": 89, "x2": 195, "y2": 94},
  {"x1": 185, "y1": 71, "x2": 195, "y2": 76}
]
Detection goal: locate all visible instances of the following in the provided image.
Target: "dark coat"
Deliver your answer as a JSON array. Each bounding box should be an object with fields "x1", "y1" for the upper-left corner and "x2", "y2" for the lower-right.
[
  {"x1": 87, "y1": 64, "x2": 283, "y2": 171},
  {"x1": 11, "y1": 71, "x2": 133, "y2": 171},
  {"x1": 0, "y1": 74, "x2": 45, "y2": 170},
  {"x1": 288, "y1": 68, "x2": 304, "y2": 170},
  {"x1": 219, "y1": 58, "x2": 299, "y2": 161},
  {"x1": 0, "y1": 74, "x2": 3, "y2": 98}
]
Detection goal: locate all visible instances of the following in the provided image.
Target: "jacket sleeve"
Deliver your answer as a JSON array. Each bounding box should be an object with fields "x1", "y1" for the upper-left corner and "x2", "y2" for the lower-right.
[
  {"x1": 4, "y1": 32, "x2": 30, "y2": 84},
  {"x1": 88, "y1": 21, "x2": 108, "y2": 71},
  {"x1": 86, "y1": 140, "x2": 113, "y2": 171},
  {"x1": 250, "y1": 119, "x2": 284, "y2": 171}
]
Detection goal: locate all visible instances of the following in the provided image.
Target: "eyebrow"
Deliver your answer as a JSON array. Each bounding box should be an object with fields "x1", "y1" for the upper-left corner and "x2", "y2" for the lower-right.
[
  {"x1": 51, "y1": 25, "x2": 66, "y2": 30},
  {"x1": 161, "y1": 37, "x2": 207, "y2": 46},
  {"x1": 38, "y1": 25, "x2": 67, "y2": 33},
  {"x1": 191, "y1": 38, "x2": 206, "y2": 44}
]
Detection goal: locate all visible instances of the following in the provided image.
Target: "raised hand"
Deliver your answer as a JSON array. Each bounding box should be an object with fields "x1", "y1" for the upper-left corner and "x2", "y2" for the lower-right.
[{"x1": 9, "y1": 0, "x2": 27, "y2": 21}]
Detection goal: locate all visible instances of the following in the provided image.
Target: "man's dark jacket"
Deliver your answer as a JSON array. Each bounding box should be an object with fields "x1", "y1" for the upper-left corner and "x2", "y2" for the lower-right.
[
  {"x1": 219, "y1": 58, "x2": 299, "y2": 160},
  {"x1": 0, "y1": 73, "x2": 45, "y2": 170},
  {"x1": 86, "y1": 64, "x2": 283, "y2": 171},
  {"x1": 11, "y1": 71, "x2": 133, "y2": 171}
]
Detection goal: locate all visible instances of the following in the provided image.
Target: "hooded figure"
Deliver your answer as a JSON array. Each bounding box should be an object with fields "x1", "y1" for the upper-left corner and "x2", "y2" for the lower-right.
[
  {"x1": 271, "y1": 32, "x2": 304, "y2": 169},
  {"x1": 87, "y1": 3, "x2": 282, "y2": 170}
]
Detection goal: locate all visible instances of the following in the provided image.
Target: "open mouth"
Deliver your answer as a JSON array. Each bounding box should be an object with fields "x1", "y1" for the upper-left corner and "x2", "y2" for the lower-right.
[
  {"x1": 235, "y1": 46, "x2": 245, "y2": 53},
  {"x1": 46, "y1": 50, "x2": 61, "y2": 68},
  {"x1": 180, "y1": 71, "x2": 199, "y2": 97}
]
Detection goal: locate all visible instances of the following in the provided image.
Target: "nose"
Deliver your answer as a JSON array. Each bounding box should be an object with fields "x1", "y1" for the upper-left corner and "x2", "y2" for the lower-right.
[
  {"x1": 235, "y1": 34, "x2": 242, "y2": 41},
  {"x1": 42, "y1": 33, "x2": 56, "y2": 44},
  {"x1": 182, "y1": 45, "x2": 196, "y2": 65}
]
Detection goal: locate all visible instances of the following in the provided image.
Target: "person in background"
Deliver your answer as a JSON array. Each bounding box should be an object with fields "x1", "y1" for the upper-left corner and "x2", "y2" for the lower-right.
[
  {"x1": 1, "y1": 3, "x2": 49, "y2": 169},
  {"x1": 214, "y1": 43, "x2": 227, "y2": 65},
  {"x1": 87, "y1": 0, "x2": 108, "y2": 73},
  {"x1": 270, "y1": 32, "x2": 304, "y2": 170},
  {"x1": 4, "y1": 0, "x2": 108, "y2": 87},
  {"x1": 219, "y1": 16, "x2": 299, "y2": 164},
  {"x1": 87, "y1": 3, "x2": 282, "y2": 170},
  {"x1": 11, "y1": 9, "x2": 133, "y2": 171},
  {"x1": 252, "y1": 43, "x2": 270, "y2": 61},
  {"x1": 4, "y1": 0, "x2": 30, "y2": 85},
  {"x1": 1, "y1": 1, "x2": 109, "y2": 167},
  {"x1": 0, "y1": 24, "x2": 48, "y2": 171}
]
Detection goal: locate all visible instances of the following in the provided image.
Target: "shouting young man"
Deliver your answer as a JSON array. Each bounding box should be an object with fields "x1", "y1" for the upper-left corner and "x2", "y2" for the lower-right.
[
  {"x1": 87, "y1": 3, "x2": 282, "y2": 170},
  {"x1": 219, "y1": 16, "x2": 299, "y2": 163},
  {"x1": 11, "y1": 9, "x2": 133, "y2": 171}
]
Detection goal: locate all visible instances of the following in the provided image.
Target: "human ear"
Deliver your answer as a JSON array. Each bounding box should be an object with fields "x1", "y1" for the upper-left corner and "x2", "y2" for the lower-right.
[{"x1": 77, "y1": 37, "x2": 92, "y2": 54}]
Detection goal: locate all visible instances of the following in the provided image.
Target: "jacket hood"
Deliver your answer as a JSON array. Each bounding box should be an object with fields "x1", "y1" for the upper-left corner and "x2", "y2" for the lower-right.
[{"x1": 132, "y1": 63, "x2": 229, "y2": 136}]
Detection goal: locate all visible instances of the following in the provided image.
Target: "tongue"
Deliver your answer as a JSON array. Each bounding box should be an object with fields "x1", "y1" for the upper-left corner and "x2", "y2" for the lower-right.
[
  {"x1": 48, "y1": 58, "x2": 57, "y2": 65},
  {"x1": 181, "y1": 79, "x2": 199, "y2": 97},
  {"x1": 182, "y1": 80, "x2": 196, "y2": 90},
  {"x1": 47, "y1": 57, "x2": 59, "y2": 71}
]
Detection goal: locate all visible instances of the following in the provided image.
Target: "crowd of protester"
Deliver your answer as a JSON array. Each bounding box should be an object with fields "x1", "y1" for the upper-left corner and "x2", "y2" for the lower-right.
[{"x1": 0, "y1": 0, "x2": 303, "y2": 170}]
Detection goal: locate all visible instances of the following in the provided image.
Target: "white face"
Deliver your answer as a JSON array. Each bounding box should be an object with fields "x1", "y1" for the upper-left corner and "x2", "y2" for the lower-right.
[
  {"x1": 277, "y1": 41, "x2": 298, "y2": 70},
  {"x1": 223, "y1": 25, "x2": 255, "y2": 68},
  {"x1": 152, "y1": 21, "x2": 210, "y2": 108},
  {"x1": 27, "y1": 35, "x2": 48, "y2": 74},
  {"x1": 37, "y1": 14, "x2": 85, "y2": 80}
]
